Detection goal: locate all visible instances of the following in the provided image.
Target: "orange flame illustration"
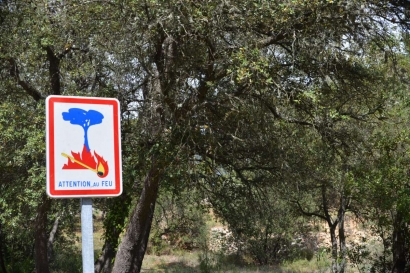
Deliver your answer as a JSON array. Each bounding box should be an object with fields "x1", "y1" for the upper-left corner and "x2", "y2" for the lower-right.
[
  {"x1": 62, "y1": 145, "x2": 109, "y2": 178},
  {"x1": 94, "y1": 151, "x2": 109, "y2": 178}
]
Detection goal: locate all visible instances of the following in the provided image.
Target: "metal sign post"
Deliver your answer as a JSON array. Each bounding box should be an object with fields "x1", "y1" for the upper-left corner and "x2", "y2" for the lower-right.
[
  {"x1": 46, "y1": 95, "x2": 122, "y2": 273},
  {"x1": 81, "y1": 198, "x2": 94, "y2": 273}
]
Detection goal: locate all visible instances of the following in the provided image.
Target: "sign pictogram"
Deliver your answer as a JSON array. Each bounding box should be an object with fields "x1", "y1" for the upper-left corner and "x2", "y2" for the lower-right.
[{"x1": 46, "y1": 96, "x2": 122, "y2": 198}]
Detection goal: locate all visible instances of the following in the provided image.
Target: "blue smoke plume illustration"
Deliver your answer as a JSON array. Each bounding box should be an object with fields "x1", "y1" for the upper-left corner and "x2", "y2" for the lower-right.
[{"x1": 62, "y1": 108, "x2": 104, "y2": 151}]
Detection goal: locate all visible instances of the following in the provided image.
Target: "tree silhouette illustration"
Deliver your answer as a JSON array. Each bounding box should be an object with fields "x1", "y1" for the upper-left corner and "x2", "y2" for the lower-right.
[{"x1": 62, "y1": 108, "x2": 104, "y2": 152}]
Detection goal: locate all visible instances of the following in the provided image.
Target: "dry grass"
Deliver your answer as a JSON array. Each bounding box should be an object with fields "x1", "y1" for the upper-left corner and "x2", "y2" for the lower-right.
[
  {"x1": 141, "y1": 252, "x2": 200, "y2": 273},
  {"x1": 139, "y1": 251, "x2": 346, "y2": 273}
]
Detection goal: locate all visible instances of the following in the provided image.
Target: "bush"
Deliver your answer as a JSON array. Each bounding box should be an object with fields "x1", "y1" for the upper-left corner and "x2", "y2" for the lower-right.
[{"x1": 148, "y1": 189, "x2": 209, "y2": 255}]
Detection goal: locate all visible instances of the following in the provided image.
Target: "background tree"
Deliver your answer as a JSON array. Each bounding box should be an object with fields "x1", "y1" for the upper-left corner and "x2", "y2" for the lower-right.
[
  {"x1": 1, "y1": 1, "x2": 410, "y2": 273},
  {"x1": 0, "y1": 1, "x2": 117, "y2": 272}
]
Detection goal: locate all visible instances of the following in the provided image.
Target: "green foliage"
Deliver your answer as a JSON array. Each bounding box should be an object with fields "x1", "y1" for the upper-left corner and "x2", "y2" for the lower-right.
[
  {"x1": 0, "y1": 98, "x2": 46, "y2": 270},
  {"x1": 202, "y1": 168, "x2": 307, "y2": 265},
  {"x1": 149, "y1": 188, "x2": 209, "y2": 255},
  {"x1": 50, "y1": 243, "x2": 82, "y2": 273}
]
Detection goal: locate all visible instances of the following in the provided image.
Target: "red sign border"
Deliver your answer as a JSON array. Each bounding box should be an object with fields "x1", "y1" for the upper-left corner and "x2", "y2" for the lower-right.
[{"x1": 46, "y1": 96, "x2": 122, "y2": 198}]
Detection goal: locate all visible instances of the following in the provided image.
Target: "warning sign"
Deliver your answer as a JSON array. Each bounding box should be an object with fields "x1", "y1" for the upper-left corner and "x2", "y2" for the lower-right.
[{"x1": 46, "y1": 96, "x2": 122, "y2": 198}]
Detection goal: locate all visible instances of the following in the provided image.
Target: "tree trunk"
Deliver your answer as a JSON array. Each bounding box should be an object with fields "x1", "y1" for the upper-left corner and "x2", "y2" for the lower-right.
[
  {"x1": 338, "y1": 202, "x2": 346, "y2": 273},
  {"x1": 112, "y1": 162, "x2": 162, "y2": 273},
  {"x1": 95, "y1": 242, "x2": 115, "y2": 273},
  {"x1": 0, "y1": 219, "x2": 7, "y2": 273},
  {"x1": 392, "y1": 211, "x2": 408, "y2": 273},
  {"x1": 111, "y1": 32, "x2": 169, "y2": 273},
  {"x1": 296, "y1": 183, "x2": 343, "y2": 273},
  {"x1": 329, "y1": 225, "x2": 338, "y2": 273},
  {"x1": 47, "y1": 215, "x2": 59, "y2": 262},
  {"x1": 34, "y1": 195, "x2": 52, "y2": 273},
  {"x1": 319, "y1": 183, "x2": 340, "y2": 273}
]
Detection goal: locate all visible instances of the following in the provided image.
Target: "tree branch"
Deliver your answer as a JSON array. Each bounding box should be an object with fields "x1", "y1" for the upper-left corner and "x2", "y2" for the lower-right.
[
  {"x1": 260, "y1": 98, "x2": 313, "y2": 126},
  {"x1": 44, "y1": 46, "x2": 61, "y2": 95},
  {"x1": 293, "y1": 200, "x2": 328, "y2": 221},
  {"x1": 7, "y1": 58, "x2": 44, "y2": 101}
]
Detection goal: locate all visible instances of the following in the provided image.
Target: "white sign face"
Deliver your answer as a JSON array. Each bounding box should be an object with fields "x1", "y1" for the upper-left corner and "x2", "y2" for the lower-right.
[{"x1": 46, "y1": 96, "x2": 122, "y2": 198}]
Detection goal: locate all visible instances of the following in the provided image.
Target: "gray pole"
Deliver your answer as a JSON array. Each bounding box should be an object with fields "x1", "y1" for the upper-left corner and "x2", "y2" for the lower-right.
[{"x1": 81, "y1": 198, "x2": 94, "y2": 273}]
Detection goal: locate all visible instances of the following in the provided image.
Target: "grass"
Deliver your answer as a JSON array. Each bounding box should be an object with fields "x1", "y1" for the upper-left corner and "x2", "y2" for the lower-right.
[
  {"x1": 140, "y1": 251, "x2": 350, "y2": 273},
  {"x1": 141, "y1": 252, "x2": 200, "y2": 273}
]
